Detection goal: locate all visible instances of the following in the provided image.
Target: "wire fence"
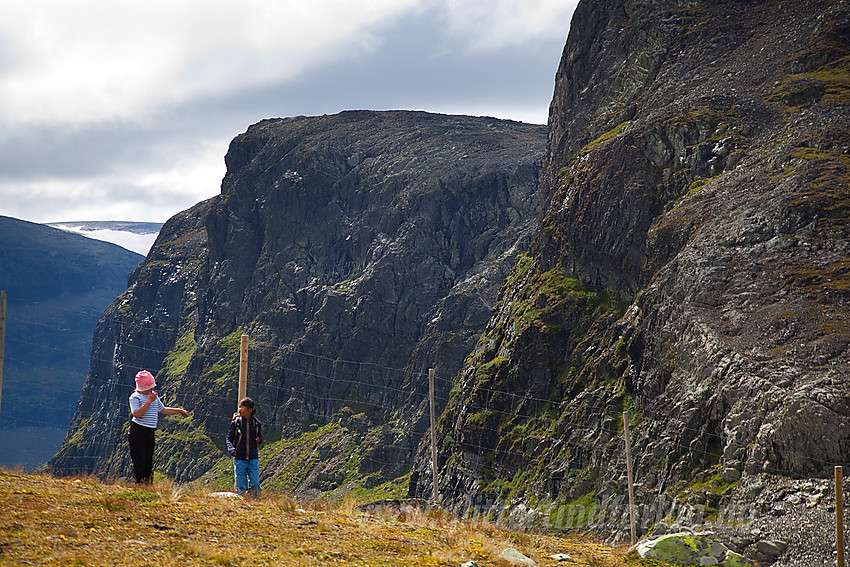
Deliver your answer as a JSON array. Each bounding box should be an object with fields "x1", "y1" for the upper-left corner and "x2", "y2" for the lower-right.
[
  {"x1": 2, "y1": 294, "x2": 849, "y2": 550},
  {"x1": 3, "y1": 294, "x2": 849, "y2": 475}
]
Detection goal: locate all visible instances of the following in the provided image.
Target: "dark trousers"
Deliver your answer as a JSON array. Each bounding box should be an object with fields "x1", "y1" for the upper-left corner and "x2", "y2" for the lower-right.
[{"x1": 128, "y1": 421, "x2": 156, "y2": 484}]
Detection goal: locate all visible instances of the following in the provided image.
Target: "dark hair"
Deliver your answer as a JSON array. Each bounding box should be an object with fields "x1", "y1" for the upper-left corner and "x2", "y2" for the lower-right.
[{"x1": 239, "y1": 397, "x2": 256, "y2": 413}]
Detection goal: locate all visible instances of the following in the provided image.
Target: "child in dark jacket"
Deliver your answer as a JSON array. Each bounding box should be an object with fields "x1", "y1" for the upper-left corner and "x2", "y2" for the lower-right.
[{"x1": 226, "y1": 397, "x2": 263, "y2": 498}]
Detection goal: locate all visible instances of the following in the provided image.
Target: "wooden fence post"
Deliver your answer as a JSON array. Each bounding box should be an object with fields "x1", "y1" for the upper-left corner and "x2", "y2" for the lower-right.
[
  {"x1": 238, "y1": 334, "x2": 248, "y2": 404},
  {"x1": 838, "y1": 466, "x2": 845, "y2": 567},
  {"x1": 624, "y1": 411, "x2": 636, "y2": 545},
  {"x1": 429, "y1": 368, "x2": 439, "y2": 503}
]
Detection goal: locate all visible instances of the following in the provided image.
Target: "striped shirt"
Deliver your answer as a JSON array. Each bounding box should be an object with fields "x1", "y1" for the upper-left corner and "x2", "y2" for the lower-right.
[{"x1": 129, "y1": 391, "x2": 166, "y2": 428}]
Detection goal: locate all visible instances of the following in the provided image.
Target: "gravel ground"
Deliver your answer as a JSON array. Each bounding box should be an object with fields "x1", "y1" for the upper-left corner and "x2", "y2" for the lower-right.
[{"x1": 683, "y1": 475, "x2": 843, "y2": 567}]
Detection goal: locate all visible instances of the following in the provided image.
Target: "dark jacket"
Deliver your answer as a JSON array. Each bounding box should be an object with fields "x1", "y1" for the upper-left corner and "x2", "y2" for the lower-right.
[{"x1": 226, "y1": 414, "x2": 262, "y2": 460}]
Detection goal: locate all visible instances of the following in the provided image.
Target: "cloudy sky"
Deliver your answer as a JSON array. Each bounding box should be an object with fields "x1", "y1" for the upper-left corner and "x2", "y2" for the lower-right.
[{"x1": 0, "y1": 0, "x2": 578, "y2": 225}]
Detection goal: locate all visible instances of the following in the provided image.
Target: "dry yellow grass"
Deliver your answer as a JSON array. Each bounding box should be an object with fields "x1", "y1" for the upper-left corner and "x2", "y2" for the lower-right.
[{"x1": 0, "y1": 469, "x2": 634, "y2": 566}]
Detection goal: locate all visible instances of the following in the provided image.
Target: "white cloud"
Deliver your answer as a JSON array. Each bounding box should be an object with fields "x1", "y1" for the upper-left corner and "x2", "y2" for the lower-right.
[
  {"x1": 0, "y1": 0, "x2": 575, "y2": 126},
  {"x1": 434, "y1": 0, "x2": 578, "y2": 52},
  {"x1": 432, "y1": 103, "x2": 550, "y2": 125},
  {"x1": 0, "y1": 139, "x2": 225, "y2": 223},
  {"x1": 0, "y1": 1, "x2": 576, "y2": 224},
  {"x1": 0, "y1": 0, "x2": 418, "y2": 124},
  {"x1": 132, "y1": 140, "x2": 227, "y2": 205}
]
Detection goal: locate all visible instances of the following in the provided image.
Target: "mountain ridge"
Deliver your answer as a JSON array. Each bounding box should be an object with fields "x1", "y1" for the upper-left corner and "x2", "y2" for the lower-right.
[{"x1": 48, "y1": 110, "x2": 547, "y2": 492}]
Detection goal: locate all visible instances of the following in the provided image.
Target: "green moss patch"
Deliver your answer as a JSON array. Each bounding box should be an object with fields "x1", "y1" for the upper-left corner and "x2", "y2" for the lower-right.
[
  {"x1": 685, "y1": 174, "x2": 720, "y2": 197},
  {"x1": 510, "y1": 268, "x2": 614, "y2": 335},
  {"x1": 474, "y1": 356, "x2": 508, "y2": 386},
  {"x1": 200, "y1": 331, "x2": 246, "y2": 388},
  {"x1": 788, "y1": 146, "x2": 850, "y2": 229},
  {"x1": 162, "y1": 324, "x2": 197, "y2": 379},
  {"x1": 549, "y1": 491, "x2": 597, "y2": 531},
  {"x1": 766, "y1": 54, "x2": 850, "y2": 109},
  {"x1": 344, "y1": 474, "x2": 410, "y2": 503},
  {"x1": 580, "y1": 122, "x2": 630, "y2": 156}
]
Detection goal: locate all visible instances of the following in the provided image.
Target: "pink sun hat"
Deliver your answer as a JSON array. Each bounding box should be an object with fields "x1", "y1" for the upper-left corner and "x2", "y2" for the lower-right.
[{"x1": 135, "y1": 370, "x2": 156, "y2": 391}]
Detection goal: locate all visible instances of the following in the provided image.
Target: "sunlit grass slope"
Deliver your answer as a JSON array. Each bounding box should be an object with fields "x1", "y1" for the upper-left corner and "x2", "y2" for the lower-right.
[{"x1": 0, "y1": 469, "x2": 643, "y2": 566}]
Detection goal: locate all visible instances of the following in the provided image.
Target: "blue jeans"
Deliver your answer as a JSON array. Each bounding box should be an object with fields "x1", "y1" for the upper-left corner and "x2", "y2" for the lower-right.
[{"x1": 234, "y1": 458, "x2": 260, "y2": 498}]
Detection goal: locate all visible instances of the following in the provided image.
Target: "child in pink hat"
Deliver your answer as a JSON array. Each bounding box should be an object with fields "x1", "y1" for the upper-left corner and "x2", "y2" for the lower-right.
[{"x1": 128, "y1": 370, "x2": 190, "y2": 484}]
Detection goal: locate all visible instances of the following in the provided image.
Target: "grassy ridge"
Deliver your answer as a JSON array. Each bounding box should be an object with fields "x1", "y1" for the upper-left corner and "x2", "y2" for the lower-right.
[{"x1": 0, "y1": 470, "x2": 641, "y2": 566}]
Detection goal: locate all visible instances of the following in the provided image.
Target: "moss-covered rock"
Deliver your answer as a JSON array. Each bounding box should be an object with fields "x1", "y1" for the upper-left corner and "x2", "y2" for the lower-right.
[{"x1": 634, "y1": 532, "x2": 754, "y2": 567}]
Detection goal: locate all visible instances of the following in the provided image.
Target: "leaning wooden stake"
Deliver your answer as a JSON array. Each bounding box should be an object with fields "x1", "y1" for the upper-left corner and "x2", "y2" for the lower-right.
[
  {"x1": 238, "y1": 334, "x2": 248, "y2": 403},
  {"x1": 0, "y1": 291, "x2": 6, "y2": 418},
  {"x1": 624, "y1": 411, "x2": 637, "y2": 545},
  {"x1": 838, "y1": 466, "x2": 845, "y2": 567},
  {"x1": 429, "y1": 368, "x2": 439, "y2": 503}
]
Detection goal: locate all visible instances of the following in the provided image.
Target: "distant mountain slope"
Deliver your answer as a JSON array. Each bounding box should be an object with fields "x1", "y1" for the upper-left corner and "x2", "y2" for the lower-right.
[{"x1": 0, "y1": 216, "x2": 143, "y2": 469}]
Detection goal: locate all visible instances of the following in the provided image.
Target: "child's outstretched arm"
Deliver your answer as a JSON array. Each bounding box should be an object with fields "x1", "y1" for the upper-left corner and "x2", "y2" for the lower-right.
[{"x1": 161, "y1": 406, "x2": 189, "y2": 417}]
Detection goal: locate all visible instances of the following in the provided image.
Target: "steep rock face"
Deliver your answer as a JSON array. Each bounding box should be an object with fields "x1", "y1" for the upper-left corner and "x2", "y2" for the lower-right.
[
  {"x1": 49, "y1": 204, "x2": 215, "y2": 479},
  {"x1": 49, "y1": 111, "x2": 546, "y2": 491},
  {"x1": 410, "y1": 0, "x2": 850, "y2": 548}
]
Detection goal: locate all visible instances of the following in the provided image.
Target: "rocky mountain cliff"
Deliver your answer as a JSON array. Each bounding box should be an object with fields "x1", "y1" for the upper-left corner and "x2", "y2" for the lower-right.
[
  {"x1": 406, "y1": 0, "x2": 850, "y2": 559},
  {"x1": 48, "y1": 111, "x2": 546, "y2": 493},
  {"x1": 47, "y1": 0, "x2": 850, "y2": 562},
  {"x1": 0, "y1": 216, "x2": 143, "y2": 468}
]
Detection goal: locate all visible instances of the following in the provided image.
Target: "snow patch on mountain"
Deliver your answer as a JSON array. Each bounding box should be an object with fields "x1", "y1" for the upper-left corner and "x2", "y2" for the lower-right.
[{"x1": 49, "y1": 221, "x2": 163, "y2": 255}]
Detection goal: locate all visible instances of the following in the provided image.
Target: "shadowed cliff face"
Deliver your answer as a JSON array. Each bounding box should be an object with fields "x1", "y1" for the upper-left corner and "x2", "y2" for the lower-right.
[
  {"x1": 409, "y1": 0, "x2": 850, "y2": 542},
  {"x1": 49, "y1": 111, "x2": 546, "y2": 490}
]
